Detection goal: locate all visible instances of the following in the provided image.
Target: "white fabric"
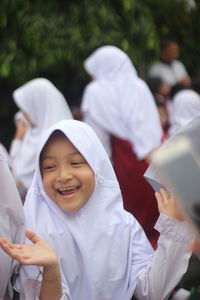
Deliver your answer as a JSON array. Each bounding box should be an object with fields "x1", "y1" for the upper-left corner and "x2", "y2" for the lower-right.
[
  {"x1": 20, "y1": 215, "x2": 194, "y2": 300},
  {"x1": 0, "y1": 143, "x2": 11, "y2": 167},
  {"x1": 134, "y1": 214, "x2": 194, "y2": 300},
  {"x1": 148, "y1": 60, "x2": 189, "y2": 87},
  {"x1": 0, "y1": 146, "x2": 25, "y2": 300},
  {"x1": 81, "y1": 45, "x2": 163, "y2": 160},
  {"x1": 15, "y1": 120, "x2": 193, "y2": 300},
  {"x1": 144, "y1": 117, "x2": 200, "y2": 192},
  {"x1": 169, "y1": 89, "x2": 200, "y2": 137},
  {"x1": 9, "y1": 78, "x2": 73, "y2": 189},
  {"x1": 14, "y1": 111, "x2": 30, "y2": 127},
  {"x1": 15, "y1": 119, "x2": 153, "y2": 299}
]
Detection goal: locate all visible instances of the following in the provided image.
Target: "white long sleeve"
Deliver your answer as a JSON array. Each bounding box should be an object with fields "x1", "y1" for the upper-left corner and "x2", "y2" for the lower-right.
[
  {"x1": 134, "y1": 214, "x2": 194, "y2": 300},
  {"x1": 0, "y1": 146, "x2": 25, "y2": 300},
  {"x1": 9, "y1": 139, "x2": 23, "y2": 181},
  {"x1": 10, "y1": 139, "x2": 22, "y2": 158},
  {"x1": 19, "y1": 214, "x2": 194, "y2": 300}
]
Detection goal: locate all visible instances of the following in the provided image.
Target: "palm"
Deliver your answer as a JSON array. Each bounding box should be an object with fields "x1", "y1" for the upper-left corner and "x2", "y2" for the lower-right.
[{"x1": 0, "y1": 230, "x2": 58, "y2": 267}]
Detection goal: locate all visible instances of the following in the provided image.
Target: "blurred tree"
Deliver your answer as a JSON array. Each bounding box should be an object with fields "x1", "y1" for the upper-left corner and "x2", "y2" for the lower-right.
[
  {"x1": 0, "y1": 0, "x2": 157, "y2": 88},
  {"x1": 144, "y1": 0, "x2": 200, "y2": 76},
  {"x1": 0, "y1": 0, "x2": 199, "y2": 147}
]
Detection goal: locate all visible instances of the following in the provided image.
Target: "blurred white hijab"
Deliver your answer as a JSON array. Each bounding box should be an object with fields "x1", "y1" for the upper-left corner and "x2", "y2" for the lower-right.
[
  {"x1": 82, "y1": 45, "x2": 162, "y2": 159},
  {"x1": 13, "y1": 78, "x2": 73, "y2": 134},
  {"x1": 169, "y1": 89, "x2": 200, "y2": 137},
  {"x1": 10, "y1": 78, "x2": 73, "y2": 189},
  {"x1": 16, "y1": 120, "x2": 153, "y2": 300}
]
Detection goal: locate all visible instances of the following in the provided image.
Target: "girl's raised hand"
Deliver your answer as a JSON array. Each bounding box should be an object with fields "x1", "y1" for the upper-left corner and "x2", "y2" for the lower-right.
[
  {"x1": 0, "y1": 230, "x2": 58, "y2": 267},
  {"x1": 14, "y1": 119, "x2": 28, "y2": 140},
  {"x1": 155, "y1": 188, "x2": 184, "y2": 221}
]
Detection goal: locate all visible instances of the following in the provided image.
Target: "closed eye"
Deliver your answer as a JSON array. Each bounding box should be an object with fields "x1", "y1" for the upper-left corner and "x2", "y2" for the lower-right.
[
  {"x1": 42, "y1": 165, "x2": 56, "y2": 171},
  {"x1": 71, "y1": 161, "x2": 85, "y2": 166}
]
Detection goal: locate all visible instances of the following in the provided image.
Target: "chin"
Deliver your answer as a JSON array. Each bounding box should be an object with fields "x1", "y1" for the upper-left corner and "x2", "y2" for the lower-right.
[{"x1": 61, "y1": 205, "x2": 80, "y2": 213}]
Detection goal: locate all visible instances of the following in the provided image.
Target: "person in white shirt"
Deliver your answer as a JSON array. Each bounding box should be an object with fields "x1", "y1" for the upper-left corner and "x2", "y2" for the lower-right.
[{"x1": 148, "y1": 39, "x2": 191, "y2": 91}]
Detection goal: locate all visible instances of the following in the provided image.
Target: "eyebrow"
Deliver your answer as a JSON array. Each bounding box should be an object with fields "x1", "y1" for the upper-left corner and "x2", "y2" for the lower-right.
[{"x1": 41, "y1": 151, "x2": 82, "y2": 161}]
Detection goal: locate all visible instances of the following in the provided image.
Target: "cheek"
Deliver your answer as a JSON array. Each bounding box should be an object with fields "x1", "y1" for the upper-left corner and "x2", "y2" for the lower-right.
[
  {"x1": 83, "y1": 170, "x2": 95, "y2": 197},
  {"x1": 88, "y1": 176, "x2": 95, "y2": 196},
  {"x1": 89, "y1": 176, "x2": 95, "y2": 197},
  {"x1": 42, "y1": 175, "x2": 53, "y2": 194}
]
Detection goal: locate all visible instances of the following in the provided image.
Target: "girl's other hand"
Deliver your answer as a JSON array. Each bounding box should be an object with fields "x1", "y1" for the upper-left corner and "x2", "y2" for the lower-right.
[
  {"x1": 0, "y1": 230, "x2": 58, "y2": 267},
  {"x1": 155, "y1": 188, "x2": 184, "y2": 221},
  {"x1": 14, "y1": 119, "x2": 28, "y2": 140},
  {"x1": 191, "y1": 236, "x2": 200, "y2": 256}
]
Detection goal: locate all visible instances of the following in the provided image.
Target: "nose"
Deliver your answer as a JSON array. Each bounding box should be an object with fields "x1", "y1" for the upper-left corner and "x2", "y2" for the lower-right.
[{"x1": 56, "y1": 166, "x2": 73, "y2": 183}]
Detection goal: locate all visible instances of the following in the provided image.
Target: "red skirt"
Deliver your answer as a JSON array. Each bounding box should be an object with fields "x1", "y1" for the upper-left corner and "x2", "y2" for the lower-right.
[{"x1": 112, "y1": 136, "x2": 159, "y2": 248}]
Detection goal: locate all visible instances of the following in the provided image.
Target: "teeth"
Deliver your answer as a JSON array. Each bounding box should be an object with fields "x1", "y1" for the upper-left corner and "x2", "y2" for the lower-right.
[{"x1": 59, "y1": 187, "x2": 76, "y2": 191}]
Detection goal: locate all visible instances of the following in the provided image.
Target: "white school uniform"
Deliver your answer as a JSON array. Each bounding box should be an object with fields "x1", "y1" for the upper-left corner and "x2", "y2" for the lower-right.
[
  {"x1": 0, "y1": 145, "x2": 25, "y2": 300},
  {"x1": 10, "y1": 78, "x2": 73, "y2": 190},
  {"x1": 15, "y1": 120, "x2": 193, "y2": 300},
  {"x1": 81, "y1": 45, "x2": 163, "y2": 159}
]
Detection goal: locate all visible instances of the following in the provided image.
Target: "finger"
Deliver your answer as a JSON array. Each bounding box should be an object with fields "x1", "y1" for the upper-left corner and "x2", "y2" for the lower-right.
[
  {"x1": 1, "y1": 243, "x2": 31, "y2": 261},
  {"x1": 1, "y1": 241, "x2": 23, "y2": 250},
  {"x1": 163, "y1": 189, "x2": 176, "y2": 205},
  {"x1": 155, "y1": 191, "x2": 163, "y2": 203},
  {"x1": 160, "y1": 188, "x2": 170, "y2": 204},
  {"x1": 155, "y1": 192, "x2": 165, "y2": 211},
  {"x1": 160, "y1": 188, "x2": 169, "y2": 197},
  {"x1": 0, "y1": 242, "x2": 18, "y2": 258},
  {"x1": 0, "y1": 239, "x2": 17, "y2": 249},
  {"x1": 0, "y1": 238, "x2": 8, "y2": 245},
  {"x1": 25, "y1": 230, "x2": 41, "y2": 244}
]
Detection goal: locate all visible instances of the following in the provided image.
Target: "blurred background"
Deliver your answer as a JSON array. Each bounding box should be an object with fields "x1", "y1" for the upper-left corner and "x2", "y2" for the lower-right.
[{"x1": 0, "y1": 0, "x2": 199, "y2": 148}]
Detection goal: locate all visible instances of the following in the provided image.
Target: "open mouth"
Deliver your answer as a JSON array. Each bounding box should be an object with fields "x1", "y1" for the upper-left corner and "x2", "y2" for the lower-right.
[{"x1": 57, "y1": 186, "x2": 79, "y2": 196}]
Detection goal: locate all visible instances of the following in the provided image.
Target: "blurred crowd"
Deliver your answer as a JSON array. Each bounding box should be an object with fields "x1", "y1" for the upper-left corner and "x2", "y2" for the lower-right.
[{"x1": 1, "y1": 42, "x2": 200, "y2": 300}]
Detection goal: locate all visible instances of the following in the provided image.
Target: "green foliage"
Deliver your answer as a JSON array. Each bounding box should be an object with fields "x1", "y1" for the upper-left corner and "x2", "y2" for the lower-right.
[
  {"x1": 0, "y1": 0, "x2": 158, "y2": 86},
  {"x1": 0, "y1": 0, "x2": 199, "y2": 146},
  {"x1": 0, "y1": 0, "x2": 199, "y2": 88},
  {"x1": 144, "y1": 0, "x2": 200, "y2": 75}
]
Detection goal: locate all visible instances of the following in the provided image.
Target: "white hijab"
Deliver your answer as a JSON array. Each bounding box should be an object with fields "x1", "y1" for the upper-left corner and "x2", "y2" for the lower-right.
[
  {"x1": 82, "y1": 45, "x2": 163, "y2": 159},
  {"x1": 0, "y1": 146, "x2": 25, "y2": 300},
  {"x1": 169, "y1": 89, "x2": 200, "y2": 137},
  {"x1": 12, "y1": 78, "x2": 73, "y2": 189},
  {"x1": 16, "y1": 120, "x2": 153, "y2": 300}
]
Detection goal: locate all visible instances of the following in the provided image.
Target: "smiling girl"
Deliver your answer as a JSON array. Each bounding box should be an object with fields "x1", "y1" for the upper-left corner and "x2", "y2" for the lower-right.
[{"x1": 0, "y1": 120, "x2": 195, "y2": 300}]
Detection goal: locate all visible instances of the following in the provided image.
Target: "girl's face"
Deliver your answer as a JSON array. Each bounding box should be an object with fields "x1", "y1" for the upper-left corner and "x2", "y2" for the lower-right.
[{"x1": 40, "y1": 132, "x2": 95, "y2": 212}]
